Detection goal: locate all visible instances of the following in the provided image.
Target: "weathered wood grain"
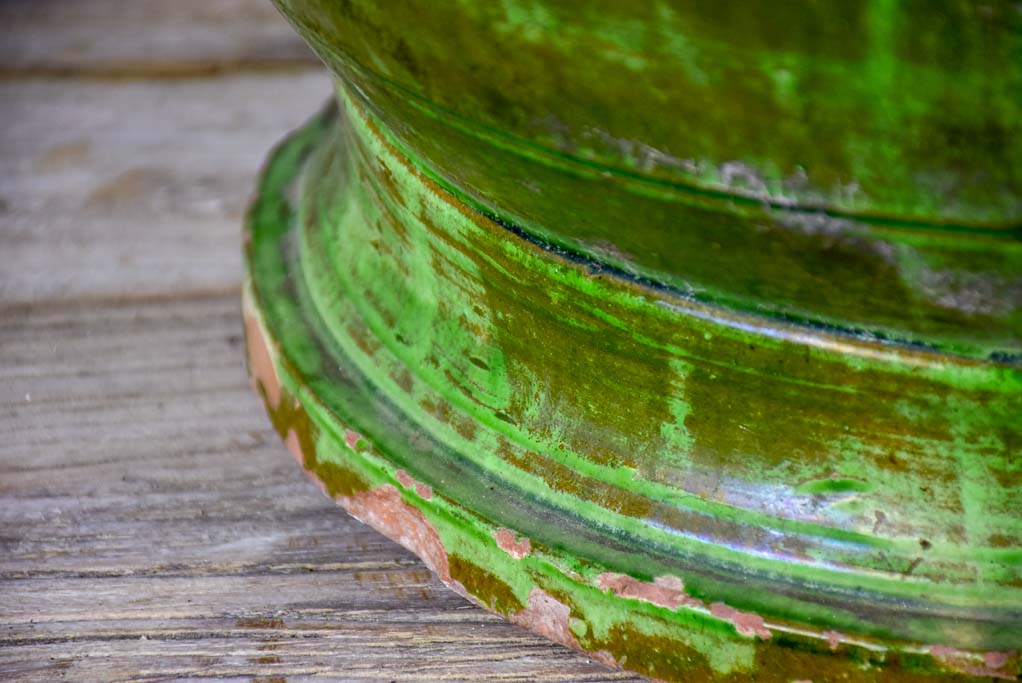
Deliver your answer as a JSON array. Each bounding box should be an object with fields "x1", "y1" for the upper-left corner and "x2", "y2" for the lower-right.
[
  {"x1": 0, "y1": 1, "x2": 643, "y2": 680},
  {"x1": 0, "y1": 294, "x2": 641, "y2": 682},
  {"x1": 0, "y1": 0, "x2": 319, "y2": 78},
  {"x1": 0, "y1": 72, "x2": 332, "y2": 304}
]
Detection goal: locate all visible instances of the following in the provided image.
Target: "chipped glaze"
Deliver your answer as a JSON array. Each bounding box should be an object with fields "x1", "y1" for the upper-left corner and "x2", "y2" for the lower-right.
[
  {"x1": 510, "y1": 588, "x2": 585, "y2": 654},
  {"x1": 395, "y1": 468, "x2": 433, "y2": 500},
  {"x1": 596, "y1": 573, "x2": 701, "y2": 611},
  {"x1": 709, "y1": 603, "x2": 772, "y2": 641},
  {"x1": 245, "y1": 2, "x2": 1021, "y2": 680},
  {"x1": 494, "y1": 528, "x2": 531, "y2": 560}
]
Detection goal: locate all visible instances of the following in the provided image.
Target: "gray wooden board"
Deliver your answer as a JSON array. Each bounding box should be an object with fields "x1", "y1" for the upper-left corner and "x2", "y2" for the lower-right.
[
  {"x1": 0, "y1": 0, "x2": 644, "y2": 680},
  {"x1": 0, "y1": 0, "x2": 320, "y2": 77},
  {"x1": 0, "y1": 72, "x2": 332, "y2": 304}
]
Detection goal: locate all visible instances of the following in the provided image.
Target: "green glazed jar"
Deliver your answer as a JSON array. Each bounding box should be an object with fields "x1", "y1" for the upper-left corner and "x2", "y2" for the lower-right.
[{"x1": 244, "y1": 2, "x2": 1021, "y2": 680}]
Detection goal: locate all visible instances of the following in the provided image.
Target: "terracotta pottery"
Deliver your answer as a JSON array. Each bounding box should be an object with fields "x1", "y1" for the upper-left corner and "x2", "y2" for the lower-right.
[{"x1": 244, "y1": 2, "x2": 1021, "y2": 680}]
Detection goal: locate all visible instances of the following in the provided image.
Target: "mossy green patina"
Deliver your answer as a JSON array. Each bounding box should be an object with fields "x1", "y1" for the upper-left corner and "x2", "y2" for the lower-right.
[
  {"x1": 273, "y1": 0, "x2": 1021, "y2": 360},
  {"x1": 246, "y1": 3, "x2": 1021, "y2": 680}
]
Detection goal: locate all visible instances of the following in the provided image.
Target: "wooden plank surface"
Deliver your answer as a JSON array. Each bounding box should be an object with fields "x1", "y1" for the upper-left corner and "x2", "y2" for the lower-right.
[
  {"x1": 0, "y1": 0, "x2": 320, "y2": 77},
  {"x1": 0, "y1": 2, "x2": 643, "y2": 680},
  {"x1": 0, "y1": 72, "x2": 330, "y2": 304}
]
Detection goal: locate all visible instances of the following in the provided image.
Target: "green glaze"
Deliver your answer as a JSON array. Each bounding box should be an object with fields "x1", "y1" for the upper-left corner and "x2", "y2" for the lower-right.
[
  {"x1": 247, "y1": 2, "x2": 1021, "y2": 680},
  {"x1": 272, "y1": 0, "x2": 1022, "y2": 359}
]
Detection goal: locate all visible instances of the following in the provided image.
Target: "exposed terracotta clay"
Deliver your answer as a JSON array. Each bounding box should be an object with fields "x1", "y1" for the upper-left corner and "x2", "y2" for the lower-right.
[
  {"x1": 341, "y1": 484, "x2": 454, "y2": 584},
  {"x1": 343, "y1": 429, "x2": 362, "y2": 451},
  {"x1": 929, "y1": 645, "x2": 1016, "y2": 680},
  {"x1": 709, "y1": 602, "x2": 772, "y2": 639},
  {"x1": 284, "y1": 429, "x2": 304, "y2": 466},
  {"x1": 511, "y1": 588, "x2": 581, "y2": 651},
  {"x1": 243, "y1": 312, "x2": 281, "y2": 410},
  {"x1": 824, "y1": 630, "x2": 843, "y2": 651},
  {"x1": 395, "y1": 469, "x2": 433, "y2": 500},
  {"x1": 597, "y1": 573, "x2": 702, "y2": 610},
  {"x1": 285, "y1": 428, "x2": 330, "y2": 497},
  {"x1": 494, "y1": 528, "x2": 531, "y2": 559},
  {"x1": 985, "y1": 652, "x2": 1013, "y2": 670}
]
